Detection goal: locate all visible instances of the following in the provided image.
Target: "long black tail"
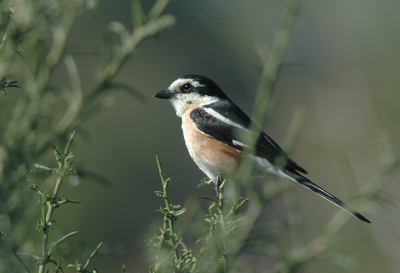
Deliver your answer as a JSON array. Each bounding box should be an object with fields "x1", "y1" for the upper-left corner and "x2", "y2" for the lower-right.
[{"x1": 287, "y1": 172, "x2": 370, "y2": 223}]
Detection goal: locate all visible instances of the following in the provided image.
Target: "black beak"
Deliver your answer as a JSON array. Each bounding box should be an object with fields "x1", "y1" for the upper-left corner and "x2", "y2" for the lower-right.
[{"x1": 153, "y1": 89, "x2": 174, "y2": 99}]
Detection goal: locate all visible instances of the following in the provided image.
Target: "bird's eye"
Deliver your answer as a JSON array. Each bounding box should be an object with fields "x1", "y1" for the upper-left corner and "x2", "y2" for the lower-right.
[{"x1": 181, "y1": 83, "x2": 193, "y2": 92}]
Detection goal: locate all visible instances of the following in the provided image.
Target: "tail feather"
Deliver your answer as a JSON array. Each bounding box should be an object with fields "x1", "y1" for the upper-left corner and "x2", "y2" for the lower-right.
[{"x1": 287, "y1": 172, "x2": 370, "y2": 224}]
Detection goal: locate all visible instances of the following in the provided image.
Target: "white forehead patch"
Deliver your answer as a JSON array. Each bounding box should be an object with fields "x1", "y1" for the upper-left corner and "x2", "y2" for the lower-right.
[{"x1": 168, "y1": 78, "x2": 205, "y2": 91}]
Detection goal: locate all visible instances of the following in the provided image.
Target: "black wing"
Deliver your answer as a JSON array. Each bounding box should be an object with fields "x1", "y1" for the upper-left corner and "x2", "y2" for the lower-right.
[
  {"x1": 190, "y1": 107, "x2": 242, "y2": 149},
  {"x1": 193, "y1": 101, "x2": 307, "y2": 174},
  {"x1": 195, "y1": 103, "x2": 370, "y2": 223}
]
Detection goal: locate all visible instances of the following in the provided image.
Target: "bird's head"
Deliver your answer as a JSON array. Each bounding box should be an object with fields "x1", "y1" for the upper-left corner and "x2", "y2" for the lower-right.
[{"x1": 153, "y1": 74, "x2": 230, "y2": 117}]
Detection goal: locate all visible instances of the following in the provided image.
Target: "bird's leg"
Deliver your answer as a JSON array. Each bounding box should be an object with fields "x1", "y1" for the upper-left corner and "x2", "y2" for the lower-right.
[
  {"x1": 215, "y1": 173, "x2": 224, "y2": 196},
  {"x1": 214, "y1": 182, "x2": 220, "y2": 197}
]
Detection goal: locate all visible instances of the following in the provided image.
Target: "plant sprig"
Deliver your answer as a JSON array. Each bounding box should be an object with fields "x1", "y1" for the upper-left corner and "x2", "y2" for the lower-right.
[
  {"x1": 0, "y1": 0, "x2": 175, "y2": 271},
  {"x1": 149, "y1": 157, "x2": 250, "y2": 273},
  {"x1": 25, "y1": 131, "x2": 83, "y2": 273},
  {"x1": 151, "y1": 154, "x2": 192, "y2": 272}
]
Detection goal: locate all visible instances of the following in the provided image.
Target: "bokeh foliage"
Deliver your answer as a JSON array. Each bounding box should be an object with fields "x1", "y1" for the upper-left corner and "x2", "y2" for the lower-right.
[
  {"x1": 0, "y1": 0, "x2": 398, "y2": 272},
  {"x1": 0, "y1": 0, "x2": 174, "y2": 271}
]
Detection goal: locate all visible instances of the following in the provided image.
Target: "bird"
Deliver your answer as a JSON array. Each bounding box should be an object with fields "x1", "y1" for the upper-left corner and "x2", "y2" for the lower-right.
[{"x1": 153, "y1": 74, "x2": 370, "y2": 223}]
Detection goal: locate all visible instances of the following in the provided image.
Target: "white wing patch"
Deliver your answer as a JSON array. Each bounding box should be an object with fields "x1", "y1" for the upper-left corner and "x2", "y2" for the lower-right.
[
  {"x1": 203, "y1": 108, "x2": 254, "y2": 133},
  {"x1": 232, "y1": 140, "x2": 251, "y2": 148}
]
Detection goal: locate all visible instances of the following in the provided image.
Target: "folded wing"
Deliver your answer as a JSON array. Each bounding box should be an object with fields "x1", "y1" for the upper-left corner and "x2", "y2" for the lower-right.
[{"x1": 192, "y1": 101, "x2": 307, "y2": 174}]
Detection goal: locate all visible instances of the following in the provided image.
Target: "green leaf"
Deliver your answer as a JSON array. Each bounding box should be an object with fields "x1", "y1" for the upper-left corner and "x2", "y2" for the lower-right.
[
  {"x1": 198, "y1": 177, "x2": 213, "y2": 188},
  {"x1": 36, "y1": 220, "x2": 43, "y2": 231},
  {"x1": 156, "y1": 208, "x2": 169, "y2": 215},
  {"x1": 65, "y1": 198, "x2": 80, "y2": 203},
  {"x1": 29, "y1": 183, "x2": 44, "y2": 195},
  {"x1": 175, "y1": 208, "x2": 186, "y2": 216},
  {"x1": 52, "y1": 231, "x2": 80, "y2": 249},
  {"x1": 196, "y1": 238, "x2": 205, "y2": 244},
  {"x1": 14, "y1": 252, "x2": 41, "y2": 260},
  {"x1": 131, "y1": 0, "x2": 147, "y2": 26},
  {"x1": 199, "y1": 196, "x2": 218, "y2": 203},
  {"x1": 154, "y1": 191, "x2": 164, "y2": 198}
]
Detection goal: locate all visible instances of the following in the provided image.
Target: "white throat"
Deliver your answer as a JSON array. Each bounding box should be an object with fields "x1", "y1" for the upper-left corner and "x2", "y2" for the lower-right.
[{"x1": 170, "y1": 93, "x2": 218, "y2": 117}]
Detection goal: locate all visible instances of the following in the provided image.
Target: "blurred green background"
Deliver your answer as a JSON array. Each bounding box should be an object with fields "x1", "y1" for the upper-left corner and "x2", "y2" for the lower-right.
[{"x1": 17, "y1": 0, "x2": 400, "y2": 271}]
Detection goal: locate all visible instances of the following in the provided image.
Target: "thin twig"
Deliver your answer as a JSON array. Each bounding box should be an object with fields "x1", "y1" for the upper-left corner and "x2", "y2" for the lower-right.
[
  {"x1": 227, "y1": 0, "x2": 300, "y2": 267},
  {"x1": 155, "y1": 154, "x2": 180, "y2": 266},
  {"x1": 0, "y1": 31, "x2": 9, "y2": 52},
  {"x1": 83, "y1": 242, "x2": 103, "y2": 271},
  {"x1": 225, "y1": 197, "x2": 249, "y2": 219},
  {"x1": 12, "y1": 252, "x2": 31, "y2": 273},
  {"x1": 49, "y1": 231, "x2": 80, "y2": 255},
  {"x1": 64, "y1": 130, "x2": 77, "y2": 155}
]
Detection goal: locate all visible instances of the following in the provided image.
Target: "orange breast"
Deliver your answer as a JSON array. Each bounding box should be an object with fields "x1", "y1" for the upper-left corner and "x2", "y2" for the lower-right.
[{"x1": 182, "y1": 107, "x2": 242, "y2": 175}]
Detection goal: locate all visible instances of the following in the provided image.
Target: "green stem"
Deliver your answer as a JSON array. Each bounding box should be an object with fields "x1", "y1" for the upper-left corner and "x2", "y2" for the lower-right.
[
  {"x1": 217, "y1": 178, "x2": 228, "y2": 272},
  {"x1": 34, "y1": 2, "x2": 175, "y2": 157},
  {"x1": 155, "y1": 154, "x2": 180, "y2": 267},
  {"x1": 83, "y1": 242, "x2": 103, "y2": 271},
  {"x1": 13, "y1": 252, "x2": 32, "y2": 273},
  {"x1": 148, "y1": 0, "x2": 170, "y2": 19},
  {"x1": 236, "y1": 0, "x2": 299, "y2": 185},
  {"x1": 155, "y1": 216, "x2": 168, "y2": 272},
  {"x1": 0, "y1": 29, "x2": 9, "y2": 53},
  {"x1": 38, "y1": 132, "x2": 77, "y2": 273},
  {"x1": 225, "y1": 198, "x2": 249, "y2": 220},
  {"x1": 64, "y1": 130, "x2": 77, "y2": 155}
]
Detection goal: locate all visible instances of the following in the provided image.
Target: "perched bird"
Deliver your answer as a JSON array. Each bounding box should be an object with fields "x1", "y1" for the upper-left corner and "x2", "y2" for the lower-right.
[{"x1": 153, "y1": 74, "x2": 370, "y2": 223}]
